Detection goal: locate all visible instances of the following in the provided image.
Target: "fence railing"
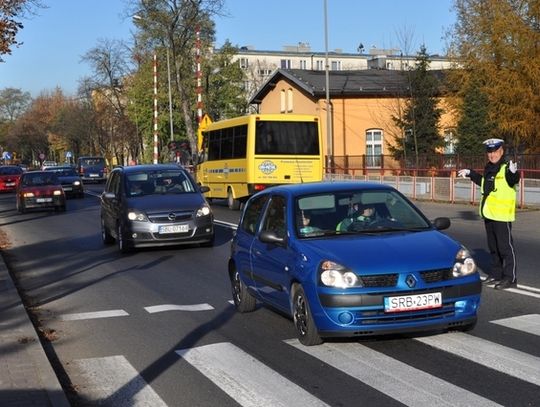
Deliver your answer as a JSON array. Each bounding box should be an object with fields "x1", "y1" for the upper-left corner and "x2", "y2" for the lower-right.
[{"x1": 324, "y1": 168, "x2": 540, "y2": 209}]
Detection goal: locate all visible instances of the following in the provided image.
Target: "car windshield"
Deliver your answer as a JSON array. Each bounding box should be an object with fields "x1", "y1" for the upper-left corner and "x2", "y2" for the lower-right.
[
  {"x1": 125, "y1": 170, "x2": 196, "y2": 196},
  {"x1": 46, "y1": 168, "x2": 78, "y2": 177},
  {"x1": 295, "y1": 189, "x2": 431, "y2": 237},
  {"x1": 22, "y1": 173, "x2": 59, "y2": 186}
]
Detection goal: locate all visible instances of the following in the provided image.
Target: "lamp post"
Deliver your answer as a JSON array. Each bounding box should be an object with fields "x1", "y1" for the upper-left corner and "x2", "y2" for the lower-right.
[{"x1": 324, "y1": 0, "x2": 333, "y2": 172}]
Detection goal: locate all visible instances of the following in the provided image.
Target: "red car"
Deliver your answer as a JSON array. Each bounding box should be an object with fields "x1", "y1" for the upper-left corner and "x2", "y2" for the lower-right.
[
  {"x1": 16, "y1": 171, "x2": 66, "y2": 213},
  {"x1": 0, "y1": 165, "x2": 23, "y2": 192}
]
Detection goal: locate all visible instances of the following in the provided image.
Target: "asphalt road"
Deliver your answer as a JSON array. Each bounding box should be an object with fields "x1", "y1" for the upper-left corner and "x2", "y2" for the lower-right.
[{"x1": 0, "y1": 187, "x2": 538, "y2": 406}]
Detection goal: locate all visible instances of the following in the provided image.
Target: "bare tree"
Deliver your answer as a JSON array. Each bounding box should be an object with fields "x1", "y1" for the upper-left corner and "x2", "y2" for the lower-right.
[{"x1": 0, "y1": 0, "x2": 44, "y2": 61}]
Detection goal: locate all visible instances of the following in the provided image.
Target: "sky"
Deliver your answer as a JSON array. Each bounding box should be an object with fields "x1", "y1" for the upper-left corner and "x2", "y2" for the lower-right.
[{"x1": 0, "y1": 0, "x2": 456, "y2": 98}]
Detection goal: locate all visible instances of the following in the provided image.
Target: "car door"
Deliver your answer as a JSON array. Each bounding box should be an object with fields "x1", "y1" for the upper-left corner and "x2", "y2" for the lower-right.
[
  {"x1": 232, "y1": 194, "x2": 269, "y2": 292},
  {"x1": 250, "y1": 194, "x2": 296, "y2": 311},
  {"x1": 101, "y1": 171, "x2": 122, "y2": 234}
]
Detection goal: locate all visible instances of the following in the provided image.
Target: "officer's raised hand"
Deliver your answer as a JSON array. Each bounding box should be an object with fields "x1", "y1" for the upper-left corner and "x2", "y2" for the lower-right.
[{"x1": 458, "y1": 169, "x2": 470, "y2": 178}]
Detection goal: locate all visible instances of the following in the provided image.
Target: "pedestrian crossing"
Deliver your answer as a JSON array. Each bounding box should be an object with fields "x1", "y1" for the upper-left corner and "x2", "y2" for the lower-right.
[{"x1": 67, "y1": 314, "x2": 540, "y2": 407}]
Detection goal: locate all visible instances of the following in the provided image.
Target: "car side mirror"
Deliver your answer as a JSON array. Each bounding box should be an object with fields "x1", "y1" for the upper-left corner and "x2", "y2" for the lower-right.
[
  {"x1": 259, "y1": 230, "x2": 286, "y2": 246},
  {"x1": 433, "y1": 217, "x2": 451, "y2": 230},
  {"x1": 199, "y1": 185, "x2": 210, "y2": 193},
  {"x1": 102, "y1": 191, "x2": 116, "y2": 200}
]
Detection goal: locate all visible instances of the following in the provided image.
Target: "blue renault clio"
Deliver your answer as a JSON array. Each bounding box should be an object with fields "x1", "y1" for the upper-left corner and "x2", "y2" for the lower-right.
[{"x1": 228, "y1": 182, "x2": 481, "y2": 346}]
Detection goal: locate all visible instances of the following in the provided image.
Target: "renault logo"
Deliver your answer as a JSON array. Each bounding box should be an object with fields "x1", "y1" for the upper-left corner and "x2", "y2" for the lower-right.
[
  {"x1": 405, "y1": 274, "x2": 417, "y2": 288},
  {"x1": 168, "y1": 213, "x2": 176, "y2": 221}
]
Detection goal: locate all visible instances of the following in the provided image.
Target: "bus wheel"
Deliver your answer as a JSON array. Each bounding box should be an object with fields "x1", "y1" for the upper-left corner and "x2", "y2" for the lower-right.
[{"x1": 227, "y1": 188, "x2": 240, "y2": 210}]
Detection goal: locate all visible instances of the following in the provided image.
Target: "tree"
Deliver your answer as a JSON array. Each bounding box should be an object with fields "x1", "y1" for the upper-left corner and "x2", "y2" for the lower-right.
[
  {"x1": 389, "y1": 45, "x2": 443, "y2": 166},
  {"x1": 0, "y1": 87, "x2": 31, "y2": 122},
  {"x1": 448, "y1": 0, "x2": 540, "y2": 152},
  {"x1": 0, "y1": 0, "x2": 43, "y2": 62},
  {"x1": 454, "y1": 74, "x2": 493, "y2": 155},
  {"x1": 130, "y1": 0, "x2": 226, "y2": 154},
  {"x1": 203, "y1": 40, "x2": 248, "y2": 120}
]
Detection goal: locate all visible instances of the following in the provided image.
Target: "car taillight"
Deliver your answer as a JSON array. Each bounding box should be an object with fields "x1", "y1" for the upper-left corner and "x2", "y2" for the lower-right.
[{"x1": 254, "y1": 184, "x2": 266, "y2": 191}]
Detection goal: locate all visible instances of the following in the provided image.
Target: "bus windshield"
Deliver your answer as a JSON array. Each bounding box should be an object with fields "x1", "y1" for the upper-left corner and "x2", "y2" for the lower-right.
[{"x1": 254, "y1": 121, "x2": 319, "y2": 155}]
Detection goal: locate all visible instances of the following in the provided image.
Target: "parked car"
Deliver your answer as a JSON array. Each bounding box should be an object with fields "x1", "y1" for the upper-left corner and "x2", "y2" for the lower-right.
[
  {"x1": 16, "y1": 171, "x2": 66, "y2": 213},
  {"x1": 100, "y1": 164, "x2": 214, "y2": 253},
  {"x1": 44, "y1": 166, "x2": 84, "y2": 198},
  {"x1": 228, "y1": 182, "x2": 481, "y2": 346},
  {"x1": 76, "y1": 156, "x2": 107, "y2": 183},
  {"x1": 0, "y1": 165, "x2": 24, "y2": 192}
]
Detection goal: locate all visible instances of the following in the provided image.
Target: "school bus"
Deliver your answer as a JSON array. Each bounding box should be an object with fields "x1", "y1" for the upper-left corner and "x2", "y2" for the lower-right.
[{"x1": 196, "y1": 114, "x2": 323, "y2": 209}]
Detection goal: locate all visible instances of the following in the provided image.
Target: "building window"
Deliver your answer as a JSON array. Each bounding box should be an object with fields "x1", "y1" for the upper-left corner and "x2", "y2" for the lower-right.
[
  {"x1": 287, "y1": 88, "x2": 293, "y2": 112},
  {"x1": 280, "y1": 59, "x2": 291, "y2": 69},
  {"x1": 299, "y1": 59, "x2": 307, "y2": 69},
  {"x1": 280, "y1": 90, "x2": 286, "y2": 113},
  {"x1": 331, "y1": 60, "x2": 341, "y2": 70},
  {"x1": 366, "y1": 129, "x2": 383, "y2": 167},
  {"x1": 258, "y1": 69, "x2": 272, "y2": 76},
  {"x1": 316, "y1": 60, "x2": 324, "y2": 70},
  {"x1": 239, "y1": 58, "x2": 249, "y2": 69}
]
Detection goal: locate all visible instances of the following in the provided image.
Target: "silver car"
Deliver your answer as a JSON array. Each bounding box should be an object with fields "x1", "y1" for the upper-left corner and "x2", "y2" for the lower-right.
[{"x1": 100, "y1": 164, "x2": 214, "y2": 253}]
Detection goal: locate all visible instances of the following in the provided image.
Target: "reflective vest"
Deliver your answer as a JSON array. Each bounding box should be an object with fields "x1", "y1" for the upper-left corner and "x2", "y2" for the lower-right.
[{"x1": 481, "y1": 164, "x2": 517, "y2": 222}]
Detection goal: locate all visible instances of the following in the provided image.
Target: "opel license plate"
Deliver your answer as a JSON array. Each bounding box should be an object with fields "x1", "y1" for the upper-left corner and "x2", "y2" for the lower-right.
[
  {"x1": 36, "y1": 197, "x2": 53, "y2": 203},
  {"x1": 159, "y1": 224, "x2": 189, "y2": 234},
  {"x1": 384, "y1": 292, "x2": 442, "y2": 313}
]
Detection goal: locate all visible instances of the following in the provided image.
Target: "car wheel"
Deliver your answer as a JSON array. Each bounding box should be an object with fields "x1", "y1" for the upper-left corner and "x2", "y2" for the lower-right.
[
  {"x1": 101, "y1": 217, "x2": 114, "y2": 244},
  {"x1": 227, "y1": 188, "x2": 240, "y2": 210},
  {"x1": 117, "y1": 223, "x2": 132, "y2": 253},
  {"x1": 17, "y1": 199, "x2": 26, "y2": 214},
  {"x1": 292, "y1": 284, "x2": 323, "y2": 346},
  {"x1": 230, "y1": 266, "x2": 256, "y2": 313}
]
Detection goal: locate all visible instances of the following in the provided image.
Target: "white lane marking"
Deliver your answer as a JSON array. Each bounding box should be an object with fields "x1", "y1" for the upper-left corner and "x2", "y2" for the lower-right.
[
  {"x1": 515, "y1": 283, "x2": 540, "y2": 294},
  {"x1": 415, "y1": 332, "x2": 540, "y2": 386},
  {"x1": 144, "y1": 303, "x2": 214, "y2": 313},
  {"x1": 176, "y1": 342, "x2": 329, "y2": 407},
  {"x1": 502, "y1": 287, "x2": 540, "y2": 298},
  {"x1": 491, "y1": 314, "x2": 540, "y2": 336},
  {"x1": 71, "y1": 355, "x2": 167, "y2": 406},
  {"x1": 286, "y1": 339, "x2": 500, "y2": 407},
  {"x1": 60, "y1": 310, "x2": 129, "y2": 321}
]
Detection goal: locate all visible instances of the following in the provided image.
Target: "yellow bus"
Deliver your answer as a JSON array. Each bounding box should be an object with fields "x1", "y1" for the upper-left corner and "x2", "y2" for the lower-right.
[{"x1": 196, "y1": 114, "x2": 323, "y2": 209}]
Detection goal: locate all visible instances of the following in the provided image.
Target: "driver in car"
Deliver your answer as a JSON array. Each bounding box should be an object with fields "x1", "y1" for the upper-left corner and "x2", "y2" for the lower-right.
[{"x1": 336, "y1": 203, "x2": 377, "y2": 231}]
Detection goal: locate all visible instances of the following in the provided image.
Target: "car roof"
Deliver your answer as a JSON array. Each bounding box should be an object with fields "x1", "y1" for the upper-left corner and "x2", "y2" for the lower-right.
[
  {"x1": 115, "y1": 164, "x2": 187, "y2": 174},
  {"x1": 258, "y1": 181, "x2": 395, "y2": 197}
]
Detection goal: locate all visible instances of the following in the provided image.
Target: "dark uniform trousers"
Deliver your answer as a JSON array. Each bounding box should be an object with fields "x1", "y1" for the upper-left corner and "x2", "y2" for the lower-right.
[{"x1": 484, "y1": 219, "x2": 517, "y2": 283}]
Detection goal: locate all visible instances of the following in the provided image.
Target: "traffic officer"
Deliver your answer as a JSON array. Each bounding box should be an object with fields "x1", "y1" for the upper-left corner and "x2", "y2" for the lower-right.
[{"x1": 458, "y1": 138, "x2": 520, "y2": 290}]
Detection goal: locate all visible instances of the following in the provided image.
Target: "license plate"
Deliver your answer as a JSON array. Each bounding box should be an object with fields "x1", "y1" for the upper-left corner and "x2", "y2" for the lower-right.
[
  {"x1": 159, "y1": 224, "x2": 189, "y2": 234},
  {"x1": 384, "y1": 292, "x2": 442, "y2": 313},
  {"x1": 6, "y1": 182, "x2": 15, "y2": 186},
  {"x1": 63, "y1": 187, "x2": 72, "y2": 191},
  {"x1": 89, "y1": 173, "x2": 99, "y2": 177},
  {"x1": 36, "y1": 198, "x2": 53, "y2": 203}
]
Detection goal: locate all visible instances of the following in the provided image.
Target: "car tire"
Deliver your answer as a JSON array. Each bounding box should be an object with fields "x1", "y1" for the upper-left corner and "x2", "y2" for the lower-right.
[
  {"x1": 230, "y1": 266, "x2": 256, "y2": 313},
  {"x1": 101, "y1": 218, "x2": 114, "y2": 244},
  {"x1": 17, "y1": 200, "x2": 26, "y2": 214},
  {"x1": 227, "y1": 188, "x2": 240, "y2": 210},
  {"x1": 117, "y1": 223, "x2": 132, "y2": 253},
  {"x1": 291, "y1": 284, "x2": 323, "y2": 346}
]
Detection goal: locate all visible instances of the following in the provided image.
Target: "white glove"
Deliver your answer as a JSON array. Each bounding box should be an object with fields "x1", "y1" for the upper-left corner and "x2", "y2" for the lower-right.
[
  {"x1": 509, "y1": 160, "x2": 517, "y2": 173},
  {"x1": 458, "y1": 169, "x2": 470, "y2": 178}
]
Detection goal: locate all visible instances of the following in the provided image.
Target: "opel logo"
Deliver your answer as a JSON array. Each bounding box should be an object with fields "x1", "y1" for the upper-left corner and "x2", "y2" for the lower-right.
[
  {"x1": 405, "y1": 274, "x2": 417, "y2": 288},
  {"x1": 168, "y1": 213, "x2": 176, "y2": 221}
]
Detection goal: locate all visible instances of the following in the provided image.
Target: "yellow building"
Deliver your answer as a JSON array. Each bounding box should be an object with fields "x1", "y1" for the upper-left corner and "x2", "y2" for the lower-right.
[{"x1": 249, "y1": 69, "x2": 455, "y2": 173}]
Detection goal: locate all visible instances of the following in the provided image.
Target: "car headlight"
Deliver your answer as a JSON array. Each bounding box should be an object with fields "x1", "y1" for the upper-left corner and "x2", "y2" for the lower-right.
[
  {"x1": 127, "y1": 210, "x2": 148, "y2": 222},
  {"x1": 73, "y1": 180, "x2": 81, "y2": 186},
  {"x1": 452, "y1": 247, "x2": 477, "y2": 277},
  {"x1": 319, "y1": 260, "x2": 361, "y2": 288},
  {"x1": 53, "y1": 190, "x2": 63, "y2": 196},
  {"x1": 196, "y1": 204, "x2": 212, "y2": 217}
]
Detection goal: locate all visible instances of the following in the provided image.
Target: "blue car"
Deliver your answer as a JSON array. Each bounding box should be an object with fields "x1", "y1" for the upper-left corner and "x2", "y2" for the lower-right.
[{"x1": 228, "y1": 182, "x2": 481, "y2": 346}]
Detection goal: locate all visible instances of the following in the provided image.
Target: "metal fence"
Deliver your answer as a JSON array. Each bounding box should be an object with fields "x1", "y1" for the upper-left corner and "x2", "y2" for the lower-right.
[{"x1": 324, "y1": 170, "x2": 540, "y2": 209}]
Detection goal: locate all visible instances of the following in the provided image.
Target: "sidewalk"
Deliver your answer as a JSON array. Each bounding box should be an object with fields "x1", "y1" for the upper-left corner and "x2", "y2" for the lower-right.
[{"x1": 0, "y1": 256, "x2": 70, "y2": 406}]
